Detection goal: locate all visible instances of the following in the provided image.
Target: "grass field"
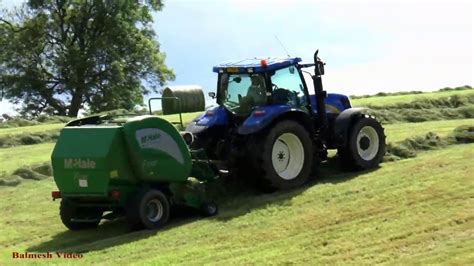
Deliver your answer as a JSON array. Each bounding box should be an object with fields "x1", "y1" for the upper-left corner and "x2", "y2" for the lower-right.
[
  {"x1": 1, "y1": 118, "x2": 471, "y2": 175},
  {"x1": 0, "y1": 89, "x2": 473, "y2": 264},
  {"x1": 351, "y1": 88, "x2": 474, "y2": 107},
  {"x1": 0, "y1": 144, "x2": 472, "y2": 264},
  {"x1": 0, "y1": 123, "x2": 64, "y2": 137},
  {"x1": 0, "y1": 143, "x2": 56, "y2": 174},
  {"x1": 384, "y1": 118, "x2": 474, "y2": 143}
]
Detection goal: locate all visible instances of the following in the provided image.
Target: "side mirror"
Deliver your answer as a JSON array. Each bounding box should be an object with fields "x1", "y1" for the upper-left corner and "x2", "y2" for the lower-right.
[
  {"x1": 317, "y1": 61, "x2": 325, "y2": 75},
  {"x1": 208, "y1": 92, "x2": 216, "y2": 99},
  {"x1": 313, "y1": 49, "x2": 325, "y2": 76}
]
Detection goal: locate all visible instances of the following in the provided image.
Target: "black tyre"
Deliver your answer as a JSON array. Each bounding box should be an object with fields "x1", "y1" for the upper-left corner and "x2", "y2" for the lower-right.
[
  {"x1": 252, "y1": 120, "x2": 313, "y2": 191},
  {"x1": 60, "y1": 199, "x2": 102, "y2": 231},
  {"x1": 200, "y1": 202, "x2": 218, "y2": 217},
  {"x1": 338, "y1": 116, "x2": 386, "y2": 170},
  {"x1": 126, "y1": 189, "x2": 170, "y2": 230}
]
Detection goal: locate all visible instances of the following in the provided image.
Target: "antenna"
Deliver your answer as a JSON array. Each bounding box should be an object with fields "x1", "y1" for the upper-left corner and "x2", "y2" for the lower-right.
[{"x1": 274, "y1": 35, "x2": 291, "y2": 57}]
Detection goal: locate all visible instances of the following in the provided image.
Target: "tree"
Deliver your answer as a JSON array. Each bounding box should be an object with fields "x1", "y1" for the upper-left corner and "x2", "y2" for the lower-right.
[{"x1": 0, "y1": 0, "x2": 174, "y2": 117}]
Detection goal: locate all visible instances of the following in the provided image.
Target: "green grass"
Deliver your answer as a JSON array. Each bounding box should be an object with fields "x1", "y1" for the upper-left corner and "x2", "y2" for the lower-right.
[
  {"x1": 0, "y1": 144, "x2": 472, "y2": 264},
  {"x1": 352, "y1": 89, "x2": 474, "y2": 107},
  {"x1": 0, "y1": 112, "x2": 201, "y2": 138},
  {"x1": 1, "y1": 118, "x2": 472, "y2": 175},
  {"x1": 0, "y1": 143, "x2": 56, "y2": 174},
  {"x1": 384, "y1": 118, "x2": 474, "y2": 143},
  {"x1": 0, "y1": 123, "x2": 64, "y2": 137}
]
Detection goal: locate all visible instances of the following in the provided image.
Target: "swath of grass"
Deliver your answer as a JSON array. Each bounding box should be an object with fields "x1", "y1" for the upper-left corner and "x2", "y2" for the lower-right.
[
  {"x1": 0, "y1": 123, "x2": 64, "y2": 137},
  {"x1": 0, "y1": 143, "x2": 55, "y2": 175},
  {"x1": 351, "y1": 88, "x2": 474, "y2": 107},
  {"x1": 0, "y1": 144, "x2": 472, "y2": 264},
  {"x1": 383, "y1": 118, "x2": 474, "y2": 143}
]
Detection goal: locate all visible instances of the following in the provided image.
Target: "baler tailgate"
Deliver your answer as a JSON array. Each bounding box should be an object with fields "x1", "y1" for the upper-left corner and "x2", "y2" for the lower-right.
[{"x1": 51, "y1": 126, "x2": 134, "y2": 196}]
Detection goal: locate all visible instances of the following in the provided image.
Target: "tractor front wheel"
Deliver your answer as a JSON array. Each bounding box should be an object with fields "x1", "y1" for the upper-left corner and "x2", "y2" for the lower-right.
[
  {"x1": 253, "y1": 120, "x2": 313, "y2": 191},
  {"x1": 126, "y1": 189, "x2": 170, "y2": 230},
  {"x1": 338, "y1": 116, "x2": 386, "y2": 170}
]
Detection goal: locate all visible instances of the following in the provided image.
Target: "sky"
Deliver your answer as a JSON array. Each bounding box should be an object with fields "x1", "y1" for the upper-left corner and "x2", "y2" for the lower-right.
[{"x1": 0, "y1": 0, "x2": 473, "y2": 114}]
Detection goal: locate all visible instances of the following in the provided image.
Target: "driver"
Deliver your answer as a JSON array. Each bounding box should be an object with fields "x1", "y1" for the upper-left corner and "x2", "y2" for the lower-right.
[{"x1": 246, "y1": 75, "x2": 267, "y2": 106}]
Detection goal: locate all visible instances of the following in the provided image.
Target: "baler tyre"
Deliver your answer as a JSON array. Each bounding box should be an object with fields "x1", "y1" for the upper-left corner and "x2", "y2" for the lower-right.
[
  {"x1": 254, "y1": 120, "x2": 313, "y2": 191},
  {"x1": 126, "y1": 189, "x2": 170, "y2": 230},
  {"x1": 338, "y1": 116, "x2": 386, "y2": 170},
  {"x1": 60, "y1": 199, "x2": 102, "y2": 231},
  {"x1": 200, "y1": 202, "x2": 218, "y2": 217}
]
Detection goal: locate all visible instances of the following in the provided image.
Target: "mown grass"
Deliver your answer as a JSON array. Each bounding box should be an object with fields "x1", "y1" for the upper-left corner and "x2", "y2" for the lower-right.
[
  {"x1": 0, "y1": 123, "x2": 64, "y2": 137},
  {"x1": 351, "y1": 88, "x2": 474, "y2": 107},
  {"x1": 0, "y1": 143, "x2": 56, "y2": 175},
  {"x1": 384, "y1": 118, "x2": 474, "y2": 143},
  {"x1": 0, "y1": 144, "x2": 472, "y2": 264},
  {"x1": 1, "y1": 118, "x2": 472, "y2": 176}
]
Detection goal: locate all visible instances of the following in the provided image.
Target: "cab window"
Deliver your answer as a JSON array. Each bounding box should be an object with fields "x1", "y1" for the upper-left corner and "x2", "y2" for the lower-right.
[{"x1": 271, "y1": 66, "x2": 306, "y2": 109}]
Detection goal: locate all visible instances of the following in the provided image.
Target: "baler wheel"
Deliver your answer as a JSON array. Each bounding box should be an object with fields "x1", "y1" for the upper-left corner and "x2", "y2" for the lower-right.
[
  {"x1": 126, "y1": 189, "x2": 170, "y2": 230},
  {"x1": 200, "y1": 202, "x2": 218, "y2": 217},
  {"x1": 60, "y1": 199, "x2": 102, "y2": 231}
]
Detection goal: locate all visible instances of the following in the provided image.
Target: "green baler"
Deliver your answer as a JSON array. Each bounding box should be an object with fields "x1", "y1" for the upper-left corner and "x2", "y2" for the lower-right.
[{"x1": 51, "y1": 114, "x2": 218, "y2": 231}]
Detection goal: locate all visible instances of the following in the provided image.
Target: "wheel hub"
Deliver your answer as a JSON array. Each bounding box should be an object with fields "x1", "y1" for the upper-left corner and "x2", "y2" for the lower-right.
[
  {"x1": 356, "y1": 126, "x2": 380, "y2": 161},
  {"x1": 277, "y1": 151, "x2": 286, "y2": 161},
  {"x1": 145, "y1": 199, "x2": 163, "y2": 222},
  {"x1": 271, "y1": 133, "x2": 304, "y2": 180},
  {"x1": 359, "y1": 136, "x2": 370, "y2": 150}
]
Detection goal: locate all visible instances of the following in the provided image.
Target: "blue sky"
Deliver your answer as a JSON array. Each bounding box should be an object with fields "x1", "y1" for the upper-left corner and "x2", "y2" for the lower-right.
[{"x1": 1, "y1": 0, "x2": 472, "y2": 114}]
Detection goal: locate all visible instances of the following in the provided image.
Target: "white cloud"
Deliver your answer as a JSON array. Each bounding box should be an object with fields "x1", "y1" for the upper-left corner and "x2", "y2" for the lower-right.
[{"x1": 314, "y1": 1, "x2": 473, "y2": 94}]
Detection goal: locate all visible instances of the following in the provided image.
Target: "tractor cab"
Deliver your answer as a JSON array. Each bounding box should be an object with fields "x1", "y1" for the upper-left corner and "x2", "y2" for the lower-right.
[{"x1": 212, "y1": 57, "x2": 309, "y2": 117}]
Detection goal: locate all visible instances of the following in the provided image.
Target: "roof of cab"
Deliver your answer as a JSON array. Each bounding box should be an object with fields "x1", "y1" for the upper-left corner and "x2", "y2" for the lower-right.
[{"x1": 213, "y1": 57, "x2": 302, "y2": 73}]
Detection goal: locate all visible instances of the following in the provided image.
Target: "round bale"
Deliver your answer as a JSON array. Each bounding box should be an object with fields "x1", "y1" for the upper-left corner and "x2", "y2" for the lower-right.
[{"x1": 162, "y1": 85, "x2": 205, "y2": 115}]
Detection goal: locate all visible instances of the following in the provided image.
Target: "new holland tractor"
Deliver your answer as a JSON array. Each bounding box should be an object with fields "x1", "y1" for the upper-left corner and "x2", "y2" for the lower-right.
[{"x1": 50, "y1": 51, "x2": 385, "y2": 231}]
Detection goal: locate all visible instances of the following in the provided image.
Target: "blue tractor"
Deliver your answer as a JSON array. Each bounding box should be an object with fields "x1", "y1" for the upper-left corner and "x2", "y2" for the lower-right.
[{"x1": 186, "y1": 51, "x2": 386, "y2": 190}]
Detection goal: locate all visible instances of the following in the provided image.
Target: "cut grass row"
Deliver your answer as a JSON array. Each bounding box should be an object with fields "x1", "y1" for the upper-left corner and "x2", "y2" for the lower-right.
[
  {"x1": 384, "y1": 118, "x2": 474, "y2": 143},
  {"x1": 351, "y1": 88, "x2": 474, "y2": 107},
  {"x1": 1, "y1": 118, "x2": 472, "y2": 175},
  {"x1": 0, "y1": 144, "x2": 472, "y2": 264}
]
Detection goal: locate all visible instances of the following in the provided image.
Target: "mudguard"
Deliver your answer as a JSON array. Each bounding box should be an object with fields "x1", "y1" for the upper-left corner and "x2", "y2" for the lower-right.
[
  {"x1": 185, "y1": 106, "x2": 228, "y2": 134},
  {"x1": 238, "y1": 105, "x2": 308, "y2": 135},
  {"x1": 333, "y1": 107, "x2": 367, "y2": 146}
]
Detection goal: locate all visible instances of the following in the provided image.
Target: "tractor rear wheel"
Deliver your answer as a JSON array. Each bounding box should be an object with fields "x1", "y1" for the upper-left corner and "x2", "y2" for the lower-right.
[
  {"x1": 338, "y1": 116, "x2": 386, "y2": 170},
  {"x1": 60, "y1": 199, "x2": 102, "y2": 231},
  {"x1": 126, "y1": 189, "x2": 170, "y2": 230},
  {"x1": 253, "y1": 120, "x2": 313, "y2": 191}
]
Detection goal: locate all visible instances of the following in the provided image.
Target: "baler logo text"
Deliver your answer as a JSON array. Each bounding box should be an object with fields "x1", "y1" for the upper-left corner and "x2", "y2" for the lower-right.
[
  {"x1": 64, "y1": 158, "x2": 96, "y2": 169},
  {"x1": 140, "y1": 133, "x2": 161, "y2": 145}
]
